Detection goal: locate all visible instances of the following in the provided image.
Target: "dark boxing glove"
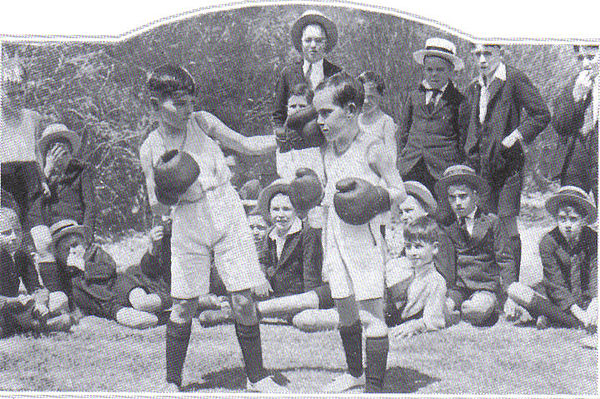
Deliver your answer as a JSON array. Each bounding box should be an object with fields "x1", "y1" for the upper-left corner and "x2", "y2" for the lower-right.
[
  {"x1": 285, "y1": 106, "x2": 318, "y2": 131},
  {"x1": 285, "y1": 106, "x2": 324, "y2": 149},
  {"x1": 290, "y1": 168, "x2": 323, "y2": 213},
  {"x1": 334, "y1": 178, "x2": 390, "y2": 225},
  {"x1": 153, "y1": 150, "x2": 200, "y2": 206}
]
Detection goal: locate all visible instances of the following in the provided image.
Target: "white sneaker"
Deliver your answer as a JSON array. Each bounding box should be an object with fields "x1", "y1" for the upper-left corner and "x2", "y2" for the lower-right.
[
  {"x1": 246, "y1": 376, "x2": 289, "y2": 393},
  {"x1": 323, "y1": 373, "x2": 365, "y2": 393}
]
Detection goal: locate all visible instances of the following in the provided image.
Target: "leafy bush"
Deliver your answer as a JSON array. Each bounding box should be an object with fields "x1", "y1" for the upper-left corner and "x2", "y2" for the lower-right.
[{"x1": 2, "y1": 4, "x2": 577, "y2": 235}]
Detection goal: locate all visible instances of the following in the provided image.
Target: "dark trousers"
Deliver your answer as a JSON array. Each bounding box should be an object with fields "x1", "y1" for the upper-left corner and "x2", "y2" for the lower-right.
[
  {"x1": 1, "y1": 161, "x2": 42, "y2": 229},
  {"x1": 562, "y1": 131, "x2": 598, "y2": 202}
]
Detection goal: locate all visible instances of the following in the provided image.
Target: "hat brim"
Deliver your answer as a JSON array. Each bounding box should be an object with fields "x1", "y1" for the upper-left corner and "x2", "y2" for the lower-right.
[
  {"x1": 434, "y1": 173, "x2": 489, "y2": 202},
  {"x1": 545, "y1": 193, "x2": 597, "y2": 223},
  {"x1": 404, "y1": 181, "x2": 438, "y2": 214},
  {"x1": 52, "y1": 225, "x2": 85, "y2": 246},
  {"x1": 39, "y1": 130, "x2": 81, "y2": 157},
  {"x1": 291, "y1": 13, "x2": 338, "y2": 54},
  {"x1": 413, "y1": 49, "x2": 465, "y2": 71},
  {"x1": 256, "y1": 181, "x2": 296, "y2": 222}
]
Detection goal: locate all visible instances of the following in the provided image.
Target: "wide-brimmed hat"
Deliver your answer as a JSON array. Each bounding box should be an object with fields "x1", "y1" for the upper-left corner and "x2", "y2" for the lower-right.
[
  {"x1": 404, "y1": 181, "x2": 438, "y2": 214},
  {"x1": 434, "y1": 165, "x2": 489, "y2": 201},
  {"x1": 38, "y1": 123, "x2": 81, "y2": 158},
  {"x1": 413, "y1": 37, "x2": 465, "y2": 71},
  {"x1": 291, "y1": 10, "x2": 338, "y2": 54},
  {"x1": 545, "y1": 185, "x2": 597, "y2": 223},
  {"x1": 256, "y1": 179, "x2": 298, "y2": 222},
  {"x1": 50, "y1": 219, "x2": 84, "y2": 246}
]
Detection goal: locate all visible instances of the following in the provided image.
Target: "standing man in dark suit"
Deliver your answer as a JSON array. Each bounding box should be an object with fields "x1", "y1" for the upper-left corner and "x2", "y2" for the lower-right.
[
  {"x1": 397, "y1": 38, "x2": 468, "y2": 197},
  {"x1": 463, "y1": 43, "x2": 550, "y2": 288},
  {"x1": 273, "y1": 10, "x2": 342, "y2": 179},
  {"x1": 550, "y1": 44, "x2": 599, "y2": 201}
]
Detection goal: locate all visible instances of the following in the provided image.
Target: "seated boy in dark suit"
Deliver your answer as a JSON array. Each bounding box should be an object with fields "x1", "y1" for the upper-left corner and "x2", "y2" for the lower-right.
[
  {"x1": 508, "y1": 186, "x2": 597, "y2": 348},
  {"x1": 435, "y1": 165, "x2": 517, "y2": 326}
]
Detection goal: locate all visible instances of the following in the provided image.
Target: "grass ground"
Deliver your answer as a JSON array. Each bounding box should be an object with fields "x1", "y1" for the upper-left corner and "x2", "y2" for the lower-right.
[{"x1": 0, "y1": 199, "x2": 597, "y2": 395}]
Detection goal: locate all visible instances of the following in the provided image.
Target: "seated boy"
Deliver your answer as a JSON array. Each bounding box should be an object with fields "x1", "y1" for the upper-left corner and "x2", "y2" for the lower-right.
[
  {"x1": 434, "y1": 165, "x2": 517, "y2": 326},
  {"x1": 252, "y1": 179, "x2": 336, "y2": 331},
  {"x1": 276, "y1": 83, "x2": 325, "y2": 183},
  {"x1": 384, "y1": 181, "x2": 456, "y2": 326},
  {"x1": 388, "y1": 216, "x2": 448, "y2": 338},
  {"x1": 45, "y1": 220, "x2": 167, "y2": 330},
  {"x1": 0, "y1": 207, "x2": 71, "y2": 338},
  {"x1": 508, "y1": 186, "x2": 597, "y2": 348}
]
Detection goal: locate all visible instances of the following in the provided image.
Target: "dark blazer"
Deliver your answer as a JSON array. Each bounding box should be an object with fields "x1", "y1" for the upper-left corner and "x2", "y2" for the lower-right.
[
  {"x1": 464, "y1": 65, "x2": 550, "y2": 175},
  {"x1": 397, "y1": 80, "x2": 468, "y2": 180},
  {"x1": 442, "y1": 209, "x2": 516, "y2": 293},
  {"x1": 463, "y1": 65, "x2": 550, "y2": 216},
  {"x1": 550, "y1": 75, "x2": 598, "y2": 182},
  {"x1": 29, "y1": 159, "x2": 96, "y2": 245},
  {"x1": 0, "y1": 249, "x2": 44, "y2": 298},
  {"x1": 272, "y1": 58, "x2": 342, "y2": 128},
  {"x1": 539, "y1": 226, "x2": 597, "y2": 312},
  {"x1": 259, "y1": 221, "x2": 323, "y2": 296}
]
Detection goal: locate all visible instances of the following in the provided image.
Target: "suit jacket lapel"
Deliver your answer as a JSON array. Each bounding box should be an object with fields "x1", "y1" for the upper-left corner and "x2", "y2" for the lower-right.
[
  {"x1": 276, "y1": 230, "x2": 302, "y2": 271},
  {"x1": 486, "y1": 78, "x2": 505, "y2": 111},
  {"x1": 470, "y1": 211, "x2": 491, "y2": 246}
]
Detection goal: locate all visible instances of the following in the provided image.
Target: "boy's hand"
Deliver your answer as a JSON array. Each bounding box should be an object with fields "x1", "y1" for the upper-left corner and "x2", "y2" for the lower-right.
[
  {"x1": 251, "y1": 281, "x2": 272, "y2": 298},
  {"x1": 148, "y1": 225, "x2": 164, "y2": 256},
  {"x1": 7, "y1": 294, "x2": 34, "y2": 311},
  {"x1": 33, "y1": 302, "x2": 49, "y2": 319},
  {"x1": 501, "y1": 130, "x2": 523, "y2": 149},
  {"x1": 503, "y1": 298, "x2": 519, "y2": 320},
  {"x1": 573, "y1": 70, "x2": 593, "y2": 102},
  {"x1": 41, "y1": 182, "x2": 51, "y2": 198},
  {"x1": 391, "y1": 319, "x2": 426, "y2": 338},
  {"x1": 571, "y1": 304, "x2": 589, "y2": 326}
]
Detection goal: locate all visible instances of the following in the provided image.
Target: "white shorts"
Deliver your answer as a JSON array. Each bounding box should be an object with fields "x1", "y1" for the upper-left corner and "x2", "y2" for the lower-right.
[
  {"x1": 170, "y1": 184, "x2": 267, "y2": 299},
  {"x1": 323, "y1": 206, "x2": 385, "y2": 301}
]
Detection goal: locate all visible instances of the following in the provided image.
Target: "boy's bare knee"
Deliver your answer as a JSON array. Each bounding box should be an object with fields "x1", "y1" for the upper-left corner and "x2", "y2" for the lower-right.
[
  {"x1": 230, "y1": 290, "x2": 257, "y2": 325},
  {"x1": 48, "y1": 291, "x2": 69, "y2": 315},
  {"x1": 507, "y1": 282, "x2": 533, "y2": 305}
]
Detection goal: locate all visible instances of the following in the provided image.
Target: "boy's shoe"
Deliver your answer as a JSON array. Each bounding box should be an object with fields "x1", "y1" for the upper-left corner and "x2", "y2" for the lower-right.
[
  {"x1": 323, "y1": 373, "x2": 365, "y2": 393},
  {"x1": 536, "y1": 315, "x2": 549, "y2": 330},
  {"x1": 580, "y1": 334, "x2": 598, "y2": 349},
  {"x1": 246, "y1": 376, "x2": 289, "y2": 393}
]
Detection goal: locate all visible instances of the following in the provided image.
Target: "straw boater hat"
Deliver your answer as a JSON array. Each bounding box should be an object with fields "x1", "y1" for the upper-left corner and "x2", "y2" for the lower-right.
[
  {"x1": 291, "y1": 10, "x2": 338, "y2": 54},
  {"x1": 38, "y1": 123, "x2": 81, "y2": 158},
  {"x1": 413, "y1": 37, "x2": 465, "y2": 71},
  {"x1": 434, "y1": 165, "x2": 489, "y2": 201},
  {"x1": 404, "y1": 181, "x2": 438, "y2": 214},
  {"x1": 545, "y1": 185, "x2": 597, "y2": 223},
  {"x1": 256, "y1": 179, "x2": 299, "y2": 222},
  {"x1": 50, "y1": 219, "x2": 84, "y2": 246}
]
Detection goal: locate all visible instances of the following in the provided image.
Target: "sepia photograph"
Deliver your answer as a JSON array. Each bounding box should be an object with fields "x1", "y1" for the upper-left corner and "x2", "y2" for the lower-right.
[{"x1": 0, "y1": 1, "x2": 598, "y2": 395}]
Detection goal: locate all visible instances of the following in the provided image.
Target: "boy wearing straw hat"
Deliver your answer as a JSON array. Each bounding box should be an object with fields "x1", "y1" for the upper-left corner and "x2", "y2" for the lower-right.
[
  {"x1": 508, "y1": 186, "x2": 597, "y2": 347},
  {"x1": 435, "y1": 165, "x2": 517, "y2": 326},
  {"x1": 397, "y1": 38, "x2": 467, "y2": 196}
]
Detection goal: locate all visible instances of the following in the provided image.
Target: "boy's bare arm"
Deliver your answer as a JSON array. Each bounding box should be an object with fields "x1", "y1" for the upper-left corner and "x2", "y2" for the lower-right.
[{"x1": 196, "y1": 112, "x2": 276, "y2": 156}]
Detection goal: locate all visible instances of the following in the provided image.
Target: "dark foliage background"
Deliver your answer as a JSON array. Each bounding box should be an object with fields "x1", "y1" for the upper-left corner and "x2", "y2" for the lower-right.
[{"x1": 2, "y1": 4, "x2": 577, "y2": 236}]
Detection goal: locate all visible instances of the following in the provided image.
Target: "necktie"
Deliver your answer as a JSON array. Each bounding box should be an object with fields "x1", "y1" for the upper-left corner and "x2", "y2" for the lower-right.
[
  {"x1": 479, "y1": 75, "x2": 489, "y2": 124},
  {"x1": 305, "y1": 63, "x2": 313, "y2": 89},
  {"x1": 426, "y1": 89, "x2": 441, "y2": 113},
  {"x1": 459, "y1": 217, "x2": 468, "y2": 236}
]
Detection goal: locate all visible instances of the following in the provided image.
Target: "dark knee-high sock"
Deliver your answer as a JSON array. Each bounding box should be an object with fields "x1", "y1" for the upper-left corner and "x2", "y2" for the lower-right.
[
  {"x1": 365, "y1": 336, "x2": 389, "y2": 392},
  {"x1": 165, "y1": 320, "x2": 192, "y2": 386},
  {"x1": 38, "y1": 262, "x2": 61, "y2": 292},
  {"x1": 511, "y1": 235, "x2": 522, "y2": 282},
  {"x1": 235, "y1": 322, "x2": 267, "y2": 383},
  {"x1": 339, "y1": 321, "x2": 363, "y2": 378}
]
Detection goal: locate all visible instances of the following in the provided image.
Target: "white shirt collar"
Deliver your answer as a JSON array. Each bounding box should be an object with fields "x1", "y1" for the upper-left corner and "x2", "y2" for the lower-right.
[
  {"x1": 303, "y1": 59, "x2": 324, "y2": 75},
  {"x1": 422, "y1": 80, "x2": 449, "y2": 93},
  {"x1": 269, "y1": 216, "x2": 302, "y2": 241},
  {"x1": 466, "y1": 206, "x2": 478, "y2": 221},
  {"x1": 477, "y1": 62, "x2": 506, "y2": 87}
]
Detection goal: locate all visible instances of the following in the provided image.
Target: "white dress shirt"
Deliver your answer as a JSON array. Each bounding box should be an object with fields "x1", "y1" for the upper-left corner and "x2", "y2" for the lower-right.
[
  {"x1": 422, "y1": 80, "x2": 448, "y2": 106},
  {"x1": 477, "y1": 63, "x2": 506, "y2": 124},
  {"x1": 269, "y1": 216, "x2": 302, "y2": 259}
]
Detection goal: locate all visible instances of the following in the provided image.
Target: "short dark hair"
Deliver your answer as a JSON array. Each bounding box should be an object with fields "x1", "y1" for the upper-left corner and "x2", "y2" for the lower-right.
[
  {"x1": 147, "y1": 64, "x2": 195, "y2": 100},
  {"x1": 268, "y1": 188, "x2": 297, "y2": 212},
  {"x1": 404, "y1": 216, "x2": 440, "y2": 245},
  {"x1": 290, "y1": 82, "x2": 314, "y2": 103},
  {"x1": 357, "y1": 71, "x2": 385, "y2": 96},
  {"x1": 573, "y1": 44, "x2": 599, "y2": 52},
  {"x1": 315, "y1": 71, "x2": 364, "y2": 109}
]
